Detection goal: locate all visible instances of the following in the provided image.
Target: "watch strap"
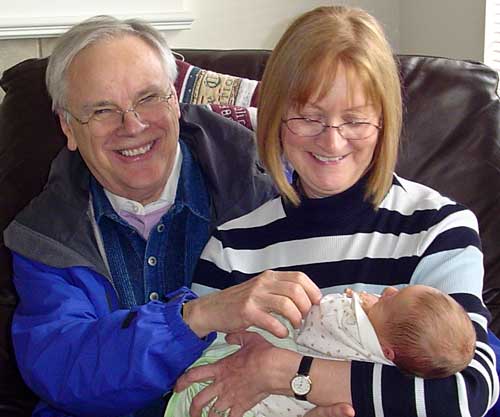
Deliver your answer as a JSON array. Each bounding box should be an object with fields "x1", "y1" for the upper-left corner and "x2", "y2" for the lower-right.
[{"x1": 298, "y1": 355, "x2": 313, "y2": 376}]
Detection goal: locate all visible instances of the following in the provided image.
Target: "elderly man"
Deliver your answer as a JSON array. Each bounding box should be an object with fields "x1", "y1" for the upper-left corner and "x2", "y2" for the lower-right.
[{"x1": 4, "y1": 16, "x2": 322, "y2": 417}]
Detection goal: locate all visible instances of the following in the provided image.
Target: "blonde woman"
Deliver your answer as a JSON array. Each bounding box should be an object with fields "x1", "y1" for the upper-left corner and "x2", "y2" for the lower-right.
[{"x1": 177, "y1": 6, "x2": 498, "y2": 417}]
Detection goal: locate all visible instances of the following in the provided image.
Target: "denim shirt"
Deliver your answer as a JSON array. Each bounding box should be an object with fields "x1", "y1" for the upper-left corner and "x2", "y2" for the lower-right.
[{"x1": 91, "y1": 140, "x2": 211, "y2": 309}]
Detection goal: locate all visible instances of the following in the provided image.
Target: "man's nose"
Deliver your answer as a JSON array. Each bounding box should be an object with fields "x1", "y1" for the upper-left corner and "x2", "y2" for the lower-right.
[{"x1": 121, "y1": 110, "x2": 148, "y2": 134}]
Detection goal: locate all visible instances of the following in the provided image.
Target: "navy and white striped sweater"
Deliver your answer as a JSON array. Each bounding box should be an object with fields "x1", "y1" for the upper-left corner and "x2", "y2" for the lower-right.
[{"x1": 193, "y1": 174, "x2": 498, "y2": 417}]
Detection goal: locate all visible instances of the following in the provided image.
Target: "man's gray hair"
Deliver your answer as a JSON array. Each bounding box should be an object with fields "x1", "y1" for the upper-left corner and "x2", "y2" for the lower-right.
[{"x1": 46, "y1": 15, "x2": 178, "y2": 112}]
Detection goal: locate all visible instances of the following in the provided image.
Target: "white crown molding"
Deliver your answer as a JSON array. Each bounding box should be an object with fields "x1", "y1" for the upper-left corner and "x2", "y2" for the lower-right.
[{"x1": 0, "y1": 11, "x2": 194, "y2": 40}]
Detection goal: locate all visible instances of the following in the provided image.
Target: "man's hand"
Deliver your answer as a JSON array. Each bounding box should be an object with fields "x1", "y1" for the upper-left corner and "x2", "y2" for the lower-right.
[
  {"x1": 183, "y1": 270, "x2": 321, "y2": 338},
  {"x1": 305, "y1": 403, "x2": 356, "y2": 417},
  {"x1": 175, "y1": 331, "x2": 299, "y2": 417}
]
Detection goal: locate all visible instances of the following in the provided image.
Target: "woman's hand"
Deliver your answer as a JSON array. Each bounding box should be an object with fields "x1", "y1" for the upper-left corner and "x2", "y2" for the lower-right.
[
  {"x1": 175, "y1": 331, "x2": 301, "y2": 417},
  {"x1": 183, "y1": 270, "x2": 321, "y2": 338}
]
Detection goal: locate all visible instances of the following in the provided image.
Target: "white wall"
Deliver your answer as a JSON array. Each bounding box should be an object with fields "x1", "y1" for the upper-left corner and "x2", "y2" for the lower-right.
[
  {"x1": 164, "y1": 0, "x2": 337, "y2": 49},
  {"x1": 1, "y1": 0, "x2": 183, "y2": 20},
  {"x1": 164, "y1": 0, "x2": 401, "y2": 51},
  {"x1": 399, "y1": 0, "x2": 486, "y2": 61},
  {"x1": 163, "y1": 0, "x2": 485, "y2": 61},
  {"x1": 338, "y1": 0, "x2": 400, "y2": 50},
  {"x1": 0, "y1": 0, "x2": 489, "y2": 95}
]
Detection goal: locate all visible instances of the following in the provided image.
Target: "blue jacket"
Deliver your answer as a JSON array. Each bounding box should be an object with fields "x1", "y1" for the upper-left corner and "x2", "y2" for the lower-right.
[{"x1": 4, "y1": 105, "x2": 276, "y2": 417}]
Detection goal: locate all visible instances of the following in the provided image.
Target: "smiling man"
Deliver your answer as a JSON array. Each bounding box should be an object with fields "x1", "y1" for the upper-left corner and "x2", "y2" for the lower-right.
[
  {"x1": 4, "y1": 16, "x2": 275, "y2": 417},
  {"x1": 60, "y1": 35, "x2": 180, "y2": 206}
]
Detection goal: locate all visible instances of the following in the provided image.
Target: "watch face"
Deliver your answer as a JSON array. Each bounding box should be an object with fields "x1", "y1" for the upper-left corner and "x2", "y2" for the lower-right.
[{"x1": 291, "y1": 375, "x2": 311, "y2": 396}]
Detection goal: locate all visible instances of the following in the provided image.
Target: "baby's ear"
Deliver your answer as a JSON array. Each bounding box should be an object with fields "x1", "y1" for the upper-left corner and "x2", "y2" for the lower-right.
[{"x1": 381, "y1": 344, "x2": 395, "y2": 361}]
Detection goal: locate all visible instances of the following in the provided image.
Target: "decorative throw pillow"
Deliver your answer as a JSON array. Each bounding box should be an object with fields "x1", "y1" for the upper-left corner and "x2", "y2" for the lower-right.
[
  {"x1": 175, "y1": 59, "x2": 258, "y2": 130},
  {"x1": 198, "y1": 104, "x2": 256, "y2": 131}
]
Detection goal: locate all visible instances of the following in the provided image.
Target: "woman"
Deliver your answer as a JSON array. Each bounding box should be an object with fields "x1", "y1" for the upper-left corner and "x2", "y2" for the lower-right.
[{"x1": 179, "y1": 5, "x2": 498, "y2": 417}]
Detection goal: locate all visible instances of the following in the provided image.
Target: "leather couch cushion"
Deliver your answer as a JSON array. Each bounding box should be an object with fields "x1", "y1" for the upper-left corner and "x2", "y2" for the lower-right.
[
  {"x1": 395, "y1": 55, "x2": 500, "y2": 330},
  {"x1": 0, "y1": 50, "x2": 499, "y2": 416},
  {"x1": 1, "y1": 52, "x2": 500, "y2": 327}
]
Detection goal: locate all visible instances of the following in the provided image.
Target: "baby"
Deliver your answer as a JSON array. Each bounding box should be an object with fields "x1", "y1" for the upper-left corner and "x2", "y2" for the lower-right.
[
  {"x1": 307, "y1": 285, "x2": 476, "y2": 378},
  {"x1": 166, "y1": 285, "x2": 476, "y2": 417}
]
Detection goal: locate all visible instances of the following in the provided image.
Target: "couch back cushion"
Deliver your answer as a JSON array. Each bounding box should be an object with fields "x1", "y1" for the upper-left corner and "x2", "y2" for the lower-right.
[
  {"x1": 1, "y1": 50, "x2": 500, "y2": 333},
  {"x1": 394, "y1": 56, "x2": 500, "y2": 330}
]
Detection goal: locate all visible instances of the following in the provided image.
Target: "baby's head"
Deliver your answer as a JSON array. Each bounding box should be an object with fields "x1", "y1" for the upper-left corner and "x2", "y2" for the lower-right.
[{"x1": 361, "y1": 285, "x2": 476, "y2": 378}]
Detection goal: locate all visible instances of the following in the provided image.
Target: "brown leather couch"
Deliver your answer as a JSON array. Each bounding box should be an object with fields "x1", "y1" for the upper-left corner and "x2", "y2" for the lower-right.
[{"x1": 0, "y1": 49, "x2": 499, "y2": 416}]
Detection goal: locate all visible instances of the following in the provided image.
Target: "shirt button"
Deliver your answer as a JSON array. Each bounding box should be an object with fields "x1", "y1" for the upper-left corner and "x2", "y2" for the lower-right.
[
  {"x1": 147, "y1": 256, "x2": 157, "y2": 267},
  {"x1": 149, "y1": 292, "x2": 159, "y2": 301},
  {"x1": 157, "y1": 224, "x2": 165, "y2": 233}
]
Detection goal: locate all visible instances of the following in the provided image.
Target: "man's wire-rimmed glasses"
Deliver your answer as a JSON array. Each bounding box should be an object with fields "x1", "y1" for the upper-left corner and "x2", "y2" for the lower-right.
[
  {"x1": 282, "y1": 117, "x2": 381, "y2": 140},
  {"x1": 64, "y1": 92, "x2": 175, "y2": 137}
]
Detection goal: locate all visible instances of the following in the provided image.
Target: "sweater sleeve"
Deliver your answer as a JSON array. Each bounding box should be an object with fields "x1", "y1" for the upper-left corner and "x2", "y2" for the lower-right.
[
  {"x1": 11, "y1": 253, "x2": 215, "y2": 417},
  {"x1": 194, "y1": 199, "x2": 499, "y2": 417}
]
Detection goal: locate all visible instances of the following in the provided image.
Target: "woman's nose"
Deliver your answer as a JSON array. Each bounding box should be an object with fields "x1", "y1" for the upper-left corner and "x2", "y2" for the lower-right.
[{"x1": 316, "y1": 125, "x2": 348, "y2": 149}]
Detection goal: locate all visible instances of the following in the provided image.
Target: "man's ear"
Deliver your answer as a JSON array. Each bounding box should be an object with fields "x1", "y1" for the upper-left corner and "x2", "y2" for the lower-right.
[
  {"x1": 381, "y1": 343, "x2": 395, "y2": 361},
  {"x1": 58, "y1": 112, "x2": 78, "y2": 151},
  {"x1": 170, "y1": 83, "x2": 181, "y2": 118}
]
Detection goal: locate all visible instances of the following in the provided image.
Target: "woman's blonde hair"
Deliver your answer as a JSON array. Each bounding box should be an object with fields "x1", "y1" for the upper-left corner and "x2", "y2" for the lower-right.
[{"x1": 257, "y1": 6, "x2": 402, "y2": 207}]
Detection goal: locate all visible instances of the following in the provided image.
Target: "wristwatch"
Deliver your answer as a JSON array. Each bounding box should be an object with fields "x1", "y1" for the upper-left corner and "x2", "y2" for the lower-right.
[{"x1": 290, "y1": 355, "x2": 313, "y2": 401}]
